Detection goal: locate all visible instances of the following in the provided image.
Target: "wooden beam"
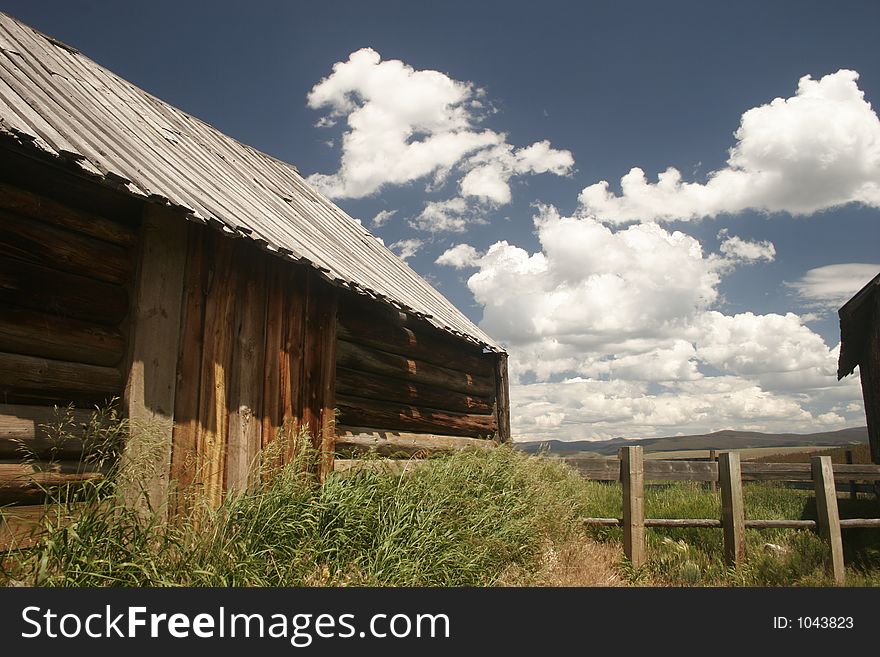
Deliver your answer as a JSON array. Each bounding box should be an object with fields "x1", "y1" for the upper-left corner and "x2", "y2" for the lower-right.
[
  {"x1": 0, "y1": 181, "x2": 137, "y2": 246},
  {"x1": 0, "y1": 208, "x2": 132, "y2": 284},
  {"x1": 335, "y1": 426, "x2": 496, "y2": 457},
  {"x1": 337, "y1": 306, "x2": 492, "y2": 376},
  {"x1": 0, "y1": 403, "x2": 95, "y2": 459},
  {"x1": 336, "y1": 394, "x2": 497, "y2": 438},
  {"x1": 0, "y1": 256, "x2": 128, "y2": 325},
  {"x1": 0, "y1": 351, "x2": 122, "y2": 397},
  {"x1": 620, "y1": 445, "x2": 646, "y2": 568},
  {"x1": 0, "y1": 459, "x2": 104, "y2": 504},
  {"x1": 335, "y1": 367, "x2": 493, "y2": 415},
  {"x1": 122, "y1": 203, "x2": 187, "y2": 515},
  {"x1": 812, "y1": 455, "x2": 845, "y2": 584},
  {"x1": 493, "y1": 352, "x2": 511, "y2": 443},
  {"x1": 193, "y1": 234, "x2": 237, "y2": 509},
  {"x1": 0, "y1": 306, "x2": 125, "y2": 366},
  {"x1": 720, "y1": 451, "x2": 745, "y2": 568},
  {"x1": 225, "y1": 248, "x2": 267, "y2": 495},
  {"x1": 337, "y1": 339, "x2": 495, "y2": 397},
  {"x1": 168, "y1": 222, "x2": 207, "y2": 510},
  {"x1": 315, "y1": 278, "x2": 338, "y2": 482}
]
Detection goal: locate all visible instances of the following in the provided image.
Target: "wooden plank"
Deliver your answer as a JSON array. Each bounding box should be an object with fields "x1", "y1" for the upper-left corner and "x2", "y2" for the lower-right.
[
  {"x1": 493, "y1": 352, "x2": 511, "y2": 443},
  {"x1": 122, "y1": 203, "x2": 187, "y2": 515},
  {"x1": 0, "y1": 181, "x2": 137, "y2": 246},
  {"x1": 335, "y1": 426, "x2": 496, "y2": 457},
  {"x1": 0, "y1": 208, "x2": 132, "y2": 284},
  {"x1": 279, "y1": 266, "x2": 306, "y2": 460},
  {"x1": 582, "y1": 517, "x2": 622, "y2": 527},
  {"x1": 0, "y1": 460, "x2": 104, "y2": 504},
  {"x1": 563, "y1": 457, "x2": 621, "y2": 481},
  {"x1": 0, "y1": 403, "x2": 94, "y2": 459},
  {"x1": 336, "y1": 394, "x2": 497, "y2": 438},
  {"x1": 337, "y1": 339, "x2": 496, "y2": 397},
  {"x1": 225, "y1": 247, "x2": 266, "y2": 495},
  {"x1": 0, "y1": 256, "x2": 128, "y2": 325},
  {"x1": 0, "y1": 306, "x2": 124, "y2": 366},
  {"x1": 620, "y1": 446, "x2": 645, "y2": 568},
  {"x1": 193, "y1": 233, "x2": 237, "y2": 508},
  {"x1": 0, "y1": 351, "x2": 121, "y2": 397},
  {"x1": 335, "y1": 367, "x2": 493, "y2": 415},
  {"x1": 562, "y1": 457, "x2": 880, "y2": 483},
  {"x1": 846, "y1": 450, "x2": 857, "y2": 500},
  {"x1": 812, "y1": 455, "x2": 845, "y2": 584},
  {"x1": 839, "y1": 518, "x2": 880, "y2": 528},
  {"x1": 169, "y1": 222, "x2": 207, "y2": 508},
  {"x1": 260, "y1": 260, "x2": 284, "y2": 450},
  {"x1": 720, "y1": 451, "x2": 745, "y2": 568},
  {"x1": 709, "y1": 449, "x2": 718, "y2": 493},
  {"x1": 337, "y1": 304, "x2": 492, "y2": 376},
  {"x1": 315, "y1": 276, "x2": 338, "y2": 481},
  {"x1": 332, "y1": 458, "x2": 429, "y2": 477},
  {"x1": 646, "y1": 518, "x2": 721, "y2": 528}
]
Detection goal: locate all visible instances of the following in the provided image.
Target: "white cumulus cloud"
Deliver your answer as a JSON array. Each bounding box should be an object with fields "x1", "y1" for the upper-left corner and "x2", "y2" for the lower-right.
[
  {"x1": 307, "y1": 48, "x2": 573, "y2": 229},
  {"x1": 788, "y1": 263, "x2": 879, "y2": 309},
  {"x1": 578, "y1": 69, "x2": 880, "y2": 223}
]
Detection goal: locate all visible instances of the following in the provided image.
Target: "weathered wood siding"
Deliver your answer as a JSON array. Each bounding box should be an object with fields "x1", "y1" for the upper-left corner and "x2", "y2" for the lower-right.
[
  {"x1": 334, "y1": 291, "x2": 505, "y2": 452},
  {"x1": 0, "y1": 181, "x2": 137, "y2": 545},
  {"x1": 167, "y1": 223, "x2": 338, "y2": 510}
]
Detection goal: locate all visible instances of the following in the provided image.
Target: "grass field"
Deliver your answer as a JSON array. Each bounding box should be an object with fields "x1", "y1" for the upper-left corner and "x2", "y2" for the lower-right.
[{"x1": 2, "y1": 433, "x2": 878, "y2": 587}]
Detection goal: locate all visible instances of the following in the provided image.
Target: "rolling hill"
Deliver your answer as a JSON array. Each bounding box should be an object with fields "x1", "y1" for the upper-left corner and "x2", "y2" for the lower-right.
[{"x1": 515, "y1": 426, "x2": 869, "y2": 457}]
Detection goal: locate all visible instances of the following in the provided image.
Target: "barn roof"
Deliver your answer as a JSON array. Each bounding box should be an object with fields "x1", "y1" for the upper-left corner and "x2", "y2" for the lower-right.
[
  {"x1": 838, "y1": 270, "x2": 880, "y2": 379},
  {"x1": 0, "y1": 12, "x2": 503, "y2": 352}
]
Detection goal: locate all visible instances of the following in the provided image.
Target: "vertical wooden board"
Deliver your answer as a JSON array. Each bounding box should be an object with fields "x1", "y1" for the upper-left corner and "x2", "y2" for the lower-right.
[
  {"x1": 493, "y1": 352, "x2": 511, "y2": 443},
  {"x1": 169, "y1": 222, "x2": 207, "y2": 509},
  {"x1": 261, "y1": 261, "x2": 284, "y2": 450},
  {"x1": 720, "y1": 451, "x2": 746, "y2": 567},
  {"x1": 316, "y1": 279, "x2": 338, "y2": 481},
  {"x1": 620, "y1": 445, "x2": 645, "y2": 568},
  {"x1": 225, "y1": 247, "x2": 267, "y2": 495},
  {"x1": 280, "y1": 265, "x2": 306, "y2": 460},
  {"x1": 301, "y1": 270, "x2": 322, "y2": 449},
  {"x1": 123, "y1": 204, "x2": 187, "y2": 515},
  {"x1": 812, "y1": 455, "x2": 845, "y2": 584},
  {"x1": 861, "y1": 299, "x2": 880, "y2": 464},
  {"x1": 193, "y1": 233, "x2": 237, "y2": 509}
]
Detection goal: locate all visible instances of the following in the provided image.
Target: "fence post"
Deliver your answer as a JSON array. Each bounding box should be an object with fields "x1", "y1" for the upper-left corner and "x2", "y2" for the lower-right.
[
  {"x1": 845, "y1": 450, "x2": 857, "y2": 500},
  {"x1": 719, "y1": 451, "x2": 745, "y2": 567},
  {"x1": 709, "y1": 449, "x2": 718, "y2": 493},
  {"x1": 812, "y1": 455, "x2": 845, "y2": 585},
  {"x1": 620, "y1": 445, "x2": 646, "y2": 568}
]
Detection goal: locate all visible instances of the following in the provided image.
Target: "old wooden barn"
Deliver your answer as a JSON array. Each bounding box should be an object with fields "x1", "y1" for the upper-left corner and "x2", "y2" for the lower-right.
[
  {"x1": 838, "y1": 271, "x2": 880, "y2": 465},
  {"x1": 0, "y1": 12, "x2": 509, "y2": 535}
]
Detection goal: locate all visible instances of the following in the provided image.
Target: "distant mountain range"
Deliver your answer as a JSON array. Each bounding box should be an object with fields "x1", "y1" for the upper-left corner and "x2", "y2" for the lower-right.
[{"x1": 514, "y1": 427, "x2": 869, "y2": 456}]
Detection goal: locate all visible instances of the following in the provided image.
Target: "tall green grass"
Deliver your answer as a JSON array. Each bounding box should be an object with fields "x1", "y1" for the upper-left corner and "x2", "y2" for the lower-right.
[{"x1": 1, "y1": 437, "x2": 591, "y2": 587}]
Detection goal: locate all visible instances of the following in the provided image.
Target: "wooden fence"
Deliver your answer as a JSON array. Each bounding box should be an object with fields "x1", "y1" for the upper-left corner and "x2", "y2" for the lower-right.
[{"x1": 574, "y1": 447, "x2": 880, "y2": 584}]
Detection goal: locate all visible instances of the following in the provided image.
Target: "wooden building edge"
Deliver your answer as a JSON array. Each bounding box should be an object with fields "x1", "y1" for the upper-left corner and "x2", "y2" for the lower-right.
[
  {"x1": 0, "y1": 13, "x2": 509, "y2": 547},
  {"x1": 838, "y1": 271, "x2": 880, "y2": 465}
]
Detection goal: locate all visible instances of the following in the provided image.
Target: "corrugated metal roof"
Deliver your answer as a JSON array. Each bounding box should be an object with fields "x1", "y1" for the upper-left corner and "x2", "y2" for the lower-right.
[{"x1": 0, "y1": 12, "x2": 503, "y2": 352}]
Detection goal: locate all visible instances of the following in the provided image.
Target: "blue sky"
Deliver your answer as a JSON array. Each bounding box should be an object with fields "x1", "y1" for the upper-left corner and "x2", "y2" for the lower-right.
[{"x1": 6, "y1": 1, "x2": 879, "y2": 440}]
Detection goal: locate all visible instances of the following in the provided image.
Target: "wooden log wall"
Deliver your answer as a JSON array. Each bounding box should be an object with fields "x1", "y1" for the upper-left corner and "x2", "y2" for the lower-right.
[
  {"x1": 0, "y1": 180, "x2": 137, "y2": 545},
  {"x1": 334, "y1": 291, "x2": 505, "y2": 454}
]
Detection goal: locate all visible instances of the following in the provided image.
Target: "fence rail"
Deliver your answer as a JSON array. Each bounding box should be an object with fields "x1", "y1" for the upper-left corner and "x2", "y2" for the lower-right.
[{"x1": 573, "y1": 447, "x2": 880, "y2": 584}]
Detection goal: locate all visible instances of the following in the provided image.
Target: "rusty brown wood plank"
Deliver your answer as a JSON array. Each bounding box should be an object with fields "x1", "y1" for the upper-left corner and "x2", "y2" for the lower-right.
[
  {"x1": 0, "y1": 403, "x2": 95, "y2": 459},
  {"x1": 493, "y1": 353, "x2": 511, "y2": 443},
  {"x1": 335, "y1": 427, "x2": 496, "y2": 457},
  {"x1": 335, "y1": 367, "x2": 493, "y2": 415},
  {"x1": 336, "y1": 394, "x2": 497, "y2": 438},
  {"x1": 337, "y1": 339, "x2": 495, "y2": 398},
  {"x1": 0, "y1": 350, "x2": 121, "y2": 397},
  {"x1": 225, "y1": 245, "x2": 267, "y2": 495}
]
